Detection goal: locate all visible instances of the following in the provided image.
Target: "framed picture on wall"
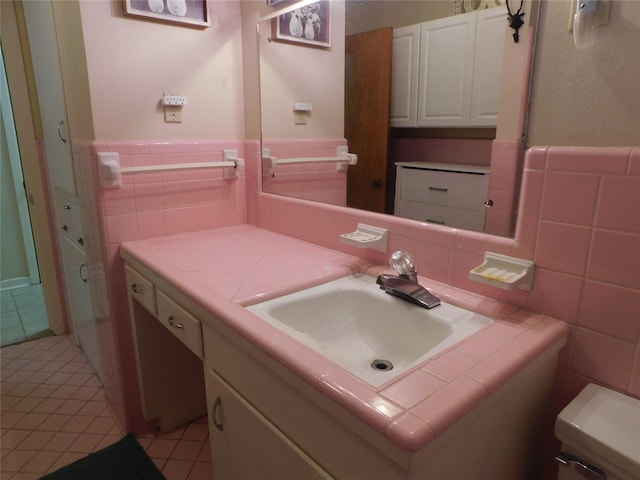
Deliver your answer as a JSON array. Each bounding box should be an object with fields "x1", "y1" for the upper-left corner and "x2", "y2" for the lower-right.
[
  {"x1": 272, "y1": 0, "x2": 330, "y2": 48},
  {"x1": 123, "y1": 0, "x2": 210, "y2": 28}
]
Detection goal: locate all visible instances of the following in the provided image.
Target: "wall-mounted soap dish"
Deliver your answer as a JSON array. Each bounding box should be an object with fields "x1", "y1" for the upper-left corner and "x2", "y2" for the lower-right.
[
  {"x1": 339, "y1": 224, "x2": 388, "y2": 252},
  {"x1": 469, "y1": 252, "x2": 535, "y2": 291}
]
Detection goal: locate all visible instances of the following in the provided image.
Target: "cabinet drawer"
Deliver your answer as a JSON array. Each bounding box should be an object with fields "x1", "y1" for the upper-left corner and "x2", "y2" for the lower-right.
[
  {"x1": 125, "y1": 266, "x2": 156, "y2": 316},
  {"x1": 397, "y1": 200, "x2": 486, "y2": 231},
  {"x1": 55, "y1": 195, "x2": 85, "y2": 248},
  {"x1": 156, "y1": 290, "x2": 203, "y2": 359},
  {"x1": 399, "y1": 168, "x2": 488, "y2": 210}
]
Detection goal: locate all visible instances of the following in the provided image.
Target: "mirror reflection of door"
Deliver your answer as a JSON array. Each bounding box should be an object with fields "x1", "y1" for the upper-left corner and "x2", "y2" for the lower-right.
[{"x1": 345, "y1": 27, "x2": 392, "y2": 214}]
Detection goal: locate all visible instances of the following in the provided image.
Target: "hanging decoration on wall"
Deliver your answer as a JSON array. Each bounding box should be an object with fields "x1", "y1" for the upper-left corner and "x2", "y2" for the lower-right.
[
  {"x1": 271, "y1": 0, "x2": 330, "y2": 48},
  {"x1": 506, "y1": 0, "x2": 525, "y2": 42},
  {"x1": 123, "y1": 0, "x2": 210, "y2": 28}
]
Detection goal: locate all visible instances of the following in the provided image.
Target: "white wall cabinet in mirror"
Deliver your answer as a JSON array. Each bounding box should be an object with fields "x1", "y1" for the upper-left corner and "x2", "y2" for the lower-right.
[{"x1": 406, "y1": 6, "x2": 507, "y2": 127}]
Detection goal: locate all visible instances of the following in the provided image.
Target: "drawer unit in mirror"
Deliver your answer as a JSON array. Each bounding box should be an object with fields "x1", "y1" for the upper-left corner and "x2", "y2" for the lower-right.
[{"x1": 394, "y1": 162, "x2": 489, "y2": 231}]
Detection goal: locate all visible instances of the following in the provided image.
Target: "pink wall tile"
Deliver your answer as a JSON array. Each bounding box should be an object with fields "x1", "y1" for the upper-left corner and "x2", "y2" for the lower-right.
[
  {"x1": 524, "y1": 147, "x2": 547, "y2": 170},
  {"x1": 572, "y1": 327, "x2": 636, "y2": 391},
  {"x1": 527, "y1": 269, "x2": 583, "y2": 323},
  {"x1": 539, "y1": 172, "x2": 599, "y2": 225},
  {"x1": 546, "y1": 147, "x2": 629, "y2": 174},
  {"x1": 536, "y1": 222, "x2": 591, "y2": 276},
  {"x1": 595, "y1": 176, "x2": 640, "y2": 233},
  {"x1": 588, "y1": 229, "x2": 640, "y2": 289},
  {"x1": 580, "y1": 280, "x2": 640, "y2": 342}
]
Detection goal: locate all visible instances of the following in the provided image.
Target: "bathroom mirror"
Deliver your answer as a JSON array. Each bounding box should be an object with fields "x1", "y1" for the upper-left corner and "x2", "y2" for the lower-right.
[{"x1": 258, "y1": 0, "x2": 539, "y2": 238}]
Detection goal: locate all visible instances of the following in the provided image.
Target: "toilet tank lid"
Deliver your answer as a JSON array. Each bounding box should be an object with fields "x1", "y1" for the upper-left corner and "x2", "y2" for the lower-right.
[{"x1": 555, "y1": 383, "x2": 640, "y2": 478}]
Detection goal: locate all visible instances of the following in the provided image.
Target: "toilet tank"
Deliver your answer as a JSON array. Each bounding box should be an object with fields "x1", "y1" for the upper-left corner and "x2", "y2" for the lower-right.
[{"x1": 555, "y1": 383, "x2": 640, "y2": 480}]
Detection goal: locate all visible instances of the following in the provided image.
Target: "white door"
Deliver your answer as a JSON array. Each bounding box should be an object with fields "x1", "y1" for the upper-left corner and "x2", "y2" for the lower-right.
[{"x1": 417, "y1": 12, "x2": 476, "y2": 127}]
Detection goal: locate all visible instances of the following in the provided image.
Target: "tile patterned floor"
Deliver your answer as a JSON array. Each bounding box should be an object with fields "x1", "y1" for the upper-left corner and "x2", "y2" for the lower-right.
[
  {"x1": 0, "y1": 334, "x2": 212, "y2": 479},
  {"x1": 1, "y1": 285, "x2": 50, "y2": 348}
]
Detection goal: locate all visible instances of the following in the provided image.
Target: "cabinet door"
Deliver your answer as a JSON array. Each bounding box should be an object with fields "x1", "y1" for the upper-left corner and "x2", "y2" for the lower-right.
[
  {"x1": 22, "y1": 0, "x2": 77, "y2": 197},
  {"x1": 470, "y1": 6, "x2": 508, "y2": 126},
  {"x1": 60, "y1": 238, "x2": 103, "y2": 382},
  {"x1": 390, "y1": 24, "x2": 420, "y2": 127},
  {"x1": 205, "y1": 368, "x2": 334, "y2": 480},
  {"x1": 417, "y1": 12, "x2": 476, "y2": 127}
]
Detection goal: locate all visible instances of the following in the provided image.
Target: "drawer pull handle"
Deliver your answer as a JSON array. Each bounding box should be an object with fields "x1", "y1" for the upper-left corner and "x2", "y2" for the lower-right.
[
  {"x1": 79, "y1": 263, "x2": 88, "y2": 283},
  {"x1": 426, "y1": 219, "x2": 446, "y2": 225},
  {"x1": 212, "y1": 396, "x2": 224, "y2": 431},
  {"x1": 57, "y1": 120, "x2": 67, "y2": 143},
  {"x1": 63, "y1": 204, "x2": 72, "y2": 210},
  {"x1": 555, "y1": 452, "x2": 606, "y2": 480},
  {"x1": 131, "y1": 284, "x2": 145, "y2": 294},
  {"x1": 168, "y1": 316, "x2": 184, "y2": 329},
  {"x1": 428, "y1": 186, "x2": 448, "y2": 193}
]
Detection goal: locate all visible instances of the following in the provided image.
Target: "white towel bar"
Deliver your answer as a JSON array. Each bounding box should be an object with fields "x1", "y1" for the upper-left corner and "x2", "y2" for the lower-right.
[{"x1": 98, "y1": 149, "x2": 244, "y2": 188}]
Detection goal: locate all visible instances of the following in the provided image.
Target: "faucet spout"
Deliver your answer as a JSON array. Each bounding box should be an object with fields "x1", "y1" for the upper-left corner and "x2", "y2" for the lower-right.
[{"x1": 376, "y1": 274, "x2": 441, "y2": 309}]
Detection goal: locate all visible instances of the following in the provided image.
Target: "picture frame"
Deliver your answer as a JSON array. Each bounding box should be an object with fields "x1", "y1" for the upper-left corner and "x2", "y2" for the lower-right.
[
  {"x1": 272, "y1": 0, "x2": 330, "y2": 48},
  {"x1": 123, "y1": 0, "x2": 210, "y2": 28}
]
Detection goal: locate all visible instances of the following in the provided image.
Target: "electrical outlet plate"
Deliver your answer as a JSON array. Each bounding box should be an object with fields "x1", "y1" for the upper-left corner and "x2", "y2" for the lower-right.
[{"x1": 164, "y1": 105, "x2": 182, "y2": 123}]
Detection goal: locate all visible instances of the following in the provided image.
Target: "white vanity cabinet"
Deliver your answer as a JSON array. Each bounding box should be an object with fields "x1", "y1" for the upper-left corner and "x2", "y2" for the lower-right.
[
  {"x1": 394, "y1": 162, "x2": 490, "y2": 231},
  {"x1": 205, "y1": 368, "x2": 333, "y2": 480},
  {"x1": 390, "y1": 7, "x2": 506, "y2": 128},
  {"x1": 125, "y1": 265, "x2": 206, "y2": 433}
]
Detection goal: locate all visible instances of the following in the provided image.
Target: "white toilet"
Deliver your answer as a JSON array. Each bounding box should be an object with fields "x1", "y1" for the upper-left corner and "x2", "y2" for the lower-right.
[{"x1": 555, "y1": 383, "x2": 640, "y2": 480}]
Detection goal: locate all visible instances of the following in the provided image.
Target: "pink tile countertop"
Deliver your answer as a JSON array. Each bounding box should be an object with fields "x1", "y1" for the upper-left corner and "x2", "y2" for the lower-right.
[{"x1": 120, "y1": 224, "x2": 568, "y2": 453}]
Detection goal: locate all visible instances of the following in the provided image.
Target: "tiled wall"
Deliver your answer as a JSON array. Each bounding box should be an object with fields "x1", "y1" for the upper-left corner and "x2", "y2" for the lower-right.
[
  {"x1": 255, "y1": 145, "x2": 640, "y2": 401},
  {"x1": 262, "y1": 138, "x2": 348, "y2": 206},
  {"x1": 73, "y1": 139, "x2": 249, "y2": 432}
]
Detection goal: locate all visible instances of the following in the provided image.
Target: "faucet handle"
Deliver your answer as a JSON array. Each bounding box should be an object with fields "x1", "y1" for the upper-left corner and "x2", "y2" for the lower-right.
[{"x1": 389, "y1": 250, "x2": 417, "y2": 276}]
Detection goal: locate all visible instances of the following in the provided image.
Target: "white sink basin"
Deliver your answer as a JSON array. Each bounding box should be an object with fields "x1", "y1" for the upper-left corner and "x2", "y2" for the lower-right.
[{"x1": 246, "y1": 275, "x2": 492, "y2": 386}]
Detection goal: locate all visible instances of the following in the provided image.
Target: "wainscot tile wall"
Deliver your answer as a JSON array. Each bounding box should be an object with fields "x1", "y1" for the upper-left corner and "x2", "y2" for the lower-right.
[{"x1": 71, "y1": 139, "x2": 257, "y2": 433}]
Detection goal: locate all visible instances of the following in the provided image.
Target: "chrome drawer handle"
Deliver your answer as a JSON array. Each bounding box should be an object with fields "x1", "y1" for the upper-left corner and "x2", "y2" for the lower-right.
[
  {"x1": 426, "y1": 219, "x2": 446, "y2": 225},
  {"x1": 131, "y1": 284, "x2": 145, "y2": 294},
  {"x1": 168, "y1": 316, "x2": 184, "y2": 329},
  {"x1": 428, "y1": 186, "x2": 448, "y2": 192},
  {"x1": 555, "y1": 452, "x2": 606, "y2": 480}
]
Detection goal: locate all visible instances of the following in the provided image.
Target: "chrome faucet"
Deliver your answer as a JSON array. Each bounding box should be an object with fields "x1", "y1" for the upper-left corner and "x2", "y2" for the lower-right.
[{"x1": 376, "y1": 251, "x2": 441, "y2": 309}]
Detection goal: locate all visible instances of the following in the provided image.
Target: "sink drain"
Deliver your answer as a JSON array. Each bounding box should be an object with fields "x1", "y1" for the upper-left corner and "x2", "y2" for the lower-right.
[{"x1": 371, "y1": 359, "x2": 394, "y2": 371}]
